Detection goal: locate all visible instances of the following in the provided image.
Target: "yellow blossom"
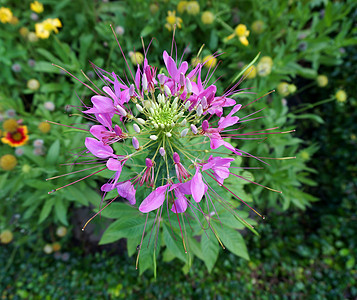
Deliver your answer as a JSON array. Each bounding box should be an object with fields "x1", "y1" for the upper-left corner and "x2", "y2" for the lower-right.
[
  {"x1": 35, "y1": 18, "x2": 62, "y2": 39},
  {"x1": 186, "y1": 1, "x2": 200, "y2": 15},
  {"x1": 201, "y1": 11, "x2": 214, "y2": 25},
  {"x1": 27, "y1": 79, "x2": 40, "y2": 90},
  {"x1": 243, "y1": 65, "x2": 257, "y2": 79},
  {"x1": 177, "y1": 1, "x2": 188, "y2": 13},
  {"x1": 203, "y1": 55, "x2": 217, "y2": 69},
  {"x1": 165, "y1": 11, "x2": 183, "y2": 31},
  {"x1": 35, "y1": 22, "x2": 50, "y2": 39},
  {"x1": 30, "y1": 1, "x2": 44, "y2": 14},
  {"x1": 3, "y1": 119, "x2": 18, "y2": 132},
  {"x1": 0, "y1": 7, "x2": 13, "y2": 24},
  {"x1": 316, "y1": 75, "x2": 328, "y2": 87},
  {"x1": 226, "y1": 24, "x2": 250, "y2": 46},
  {"x1": 336, "y1": 89, "x2": 347, "y2": 103}
]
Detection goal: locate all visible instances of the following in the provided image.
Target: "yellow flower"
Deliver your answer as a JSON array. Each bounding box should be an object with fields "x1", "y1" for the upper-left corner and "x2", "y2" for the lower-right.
[
  {"x1": 336, "y1": 89, "x2": 347, "y2": 103},
  {"x1": 226, "y1": 24, "x2": 250, "y2": 46},
  {"x1": 316, "y1": 75, "x2": 328, "y2": 87},
  {"x1": 201, "y1": 11, "x2": 214, "y2": 25},
  {"x1": 130, "y1": 52, "x2": 144, "y2": 65},
  {"x1": 300, "y1": 151, "x2": 310, "y2": 161},
  {"x1": 35, "y1": 22, "x2": 50, "y2": 39},
  {"x1": 30, "y1": 1, "x2": 44, "y2": 14},
  {"x1": 177, "y1": 1, "x2": 188, "y2": 13},
  {"x1": 43, "y1": 18, "x2": 62, "y2": 33},
  {"x1": 52, "y1": 242, "x2": 61, "y2": 252},
  {"x1": 165, "y1": 11, "x2": 183, "y2": 31},
  {"x1": 0, "y1": 154, "x2": 17, "y2": 171},
  {"x1": 1, "y1": 126, "x2": 29, "y2": 147},
  {"x1": 277, "y1": 82, "x2": 290, "y2": 97},
  {"x1": 0, "y1": 7, "x2": 13, "y2": 24},
  {"x1": 203, "y1": 55, "x2": 217, "y2": 69},
  {"x1": 243, "y1": 65, "x2": 257, "y2": 79},
  {"x1": 35, "y1": 18, "x2": 62, "y2": 39},
  {"x1": 251, "y1": 20, "x2": 265, "y2": 34},
  {"x1": 38, "y1": 122, "x2": 51, "y2": 133},
  {"x1": 186, "y1": 1, "x2": 200, "y2": 15}
]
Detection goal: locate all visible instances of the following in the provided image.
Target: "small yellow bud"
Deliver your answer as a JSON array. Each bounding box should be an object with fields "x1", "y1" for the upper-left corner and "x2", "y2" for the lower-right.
[
  {"x1": 203, "y1": 55, "x2": 217, "y2": 69},
  {"x1": 201, "y1": 11, "x2": 214, "y2": 25},
  {"x1": 38, "y1": 121, "x2": 51, "y2": 133},
  {"x1": 177, "y1": 1, "x2": 188, "y2": 14},
  {"x1": 27, "y1": 79, "x2": 40, "y2": 90},
  {"x1": 130, "y1": 52, "x2": 144, "y2": 65},
  {"x1": 316, "y1": 75, "x2": 328, "y2": 87},
  {"x1": 243, "y1": 65, "x2": 257, "y2": 79},
  {"x1": 0, "y1": 154, "x2": 17, "y2": 171},
  {"x1": 3, "y1": 119, "x2": 18, "y2": 132},
  {"x1": 52, "y1": 242, "x2": 61, "y2": 252},
  {"x1": 251, "y1": 20, "x2": 265, "y2": 34},
  {"x1": 288, "y1": 84, "x2": 297, "y2": 94},
  {"x1": 43, "y1": 244, "x2": 53, "y2": 254},
  {"x1": 277, "y1": 82, "x2": 290, "y2": 97},
  {"x1": 336, "y1": 90, "x2": 347, "y2": 103},
  {"x1": 186, "y1": 1, "x2": 200, "y2": 15},
  {"x1": 0, "y1": 230, "x2": 13, "y2": 244},
  {"x1": 56, "y1": 226, "x2": 67, "y2": 237}
]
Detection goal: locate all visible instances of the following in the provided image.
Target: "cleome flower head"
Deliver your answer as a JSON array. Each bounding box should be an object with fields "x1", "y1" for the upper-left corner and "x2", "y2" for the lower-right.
[{"x1": 51, "y1": 32, "x2": 290, "y2": 270}]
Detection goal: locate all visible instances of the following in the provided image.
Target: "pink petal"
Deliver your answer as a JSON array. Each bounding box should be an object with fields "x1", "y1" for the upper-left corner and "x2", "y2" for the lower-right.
[
  {"x1": 117, "y1": 181, "x2": 136, "y2": 205},
  {"x1": 163, "y1": 51, "x2": 178, "y2": 79},
  {"x1": 106, "y1": 158, "x2": 122, "y2": 171},
  {"x1": 85, "y1": 137, "x2": 113, "y2": 158},
  {"x1": 90, "y1": 125, "x2": 107, "y2": 140},
  {"x1": 139, "y1": 184, "x2": 170, "y2": 213},
  {"x1": 171, "y1": 189, "x2": 188, "y2": 213},
  {"x1": 191, "y1": 168, "x2": 205, "y2": 203}
]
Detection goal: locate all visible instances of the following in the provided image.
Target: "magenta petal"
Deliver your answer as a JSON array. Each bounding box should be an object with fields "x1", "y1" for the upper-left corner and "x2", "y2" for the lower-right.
[
  {"x1": 171, "y1": 189, "x2": 188, "y2": 213},
  {"x1": 191, "y1": 168, "x2": 205, "y2": 203},
  {"x1": 91, "y1": 96, "x2": 114, "y2": 113},
  {"x1": 139, "y1": 184, "x2": 170, "y2": 213},
  {"x1": 85, "y1": 137, "x2": 113, "y2": 158},
  {"x1": 117, "y1": 181, "x2": 136, "y2": 205},
  {"x1": 103, "y1": 86, "x2": 118, "y2": 102},
  {"x1": 163, "y1": 51, "x2": 178, "y2": 79},
  {"x1": 90, "y1": 125, "x2": 107, "y2": 140},
  {"x1": 106, "y1": 158, "x2": 122, "y2": 171}
]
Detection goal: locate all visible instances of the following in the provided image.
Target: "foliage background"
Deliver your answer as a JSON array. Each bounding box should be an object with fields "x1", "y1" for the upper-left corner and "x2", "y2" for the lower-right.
[{"x1": 0, "y1": 0, "x2": 356, "y2": 298}]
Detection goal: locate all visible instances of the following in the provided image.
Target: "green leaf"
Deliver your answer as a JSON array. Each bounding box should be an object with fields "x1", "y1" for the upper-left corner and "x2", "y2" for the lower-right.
[
  {"x1": 201, "y1": 230, "x2": 219, "y2": 273},
  {"x1": 99, "y1": 216, "x2": 153, "y2": 245},
  {"x1": 162, "y1": 223, "x2": 187, "y2": 263},
  {"x1": 55, "y1": 200, "x2": 68, "y2": 226},
  {"x1": 46, "y1": 140, "x2": 61, "y2": 165},
  {"x1": 38, "y1": 200, "x2": 54, "y2": 224},
  {"x1": 97, "y1": 202, "x2": 140, "y2": 219},
  {"x1": 231, "y1": 52, "x2": 260, "y2": 83},
  {"x1": 214, "y1": 226, "x2": 250, "y2": 260}
]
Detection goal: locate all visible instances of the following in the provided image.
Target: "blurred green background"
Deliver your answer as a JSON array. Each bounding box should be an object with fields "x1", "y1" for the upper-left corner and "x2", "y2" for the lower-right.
[{"x1": 1, "y1": 0, "x2": 356, "y2": 298}]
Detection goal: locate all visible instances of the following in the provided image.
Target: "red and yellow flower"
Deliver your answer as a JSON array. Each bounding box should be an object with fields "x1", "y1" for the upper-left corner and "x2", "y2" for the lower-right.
[{"x1": 1, "y1": 125, "x2": 29, "y2": 147}]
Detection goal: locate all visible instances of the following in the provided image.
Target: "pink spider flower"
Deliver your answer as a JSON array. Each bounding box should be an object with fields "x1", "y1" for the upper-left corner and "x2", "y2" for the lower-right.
[{"x1": 49, "y1": 33, "x2": 289, "y2": 268}]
